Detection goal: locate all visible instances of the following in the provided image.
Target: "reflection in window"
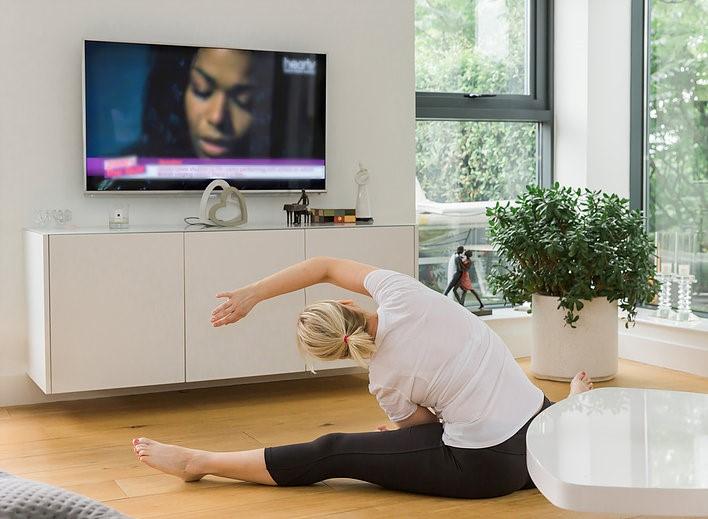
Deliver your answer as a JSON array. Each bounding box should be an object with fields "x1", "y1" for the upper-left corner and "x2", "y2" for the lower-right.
[
  {"x1": 415, "y1": 0, "x2": 530, "y2": 94},
  {"x1": 416, "y1": 121, "x2": 537, "y2": 305},
  {"x1": 647, "y1": 0, "x2": 707, "y2": 313}
]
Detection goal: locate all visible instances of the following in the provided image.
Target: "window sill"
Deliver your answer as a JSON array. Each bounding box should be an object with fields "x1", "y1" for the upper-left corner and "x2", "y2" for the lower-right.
[
  {"x1": 478, "y1": 307, "x2": 531, "y2": 322},
  {"x1": 626, "y1": 308, "x2": 708, "y2": 334},
  {"x1": 477, "y1": 305, "x2": 706, "y2": 376},
  {"x1": 479, "y1": 305, "x2": 707, "y2": 335}
]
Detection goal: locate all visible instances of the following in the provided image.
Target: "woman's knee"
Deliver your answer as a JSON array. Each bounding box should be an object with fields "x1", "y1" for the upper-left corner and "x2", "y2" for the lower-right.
[{"x1": 311, "y1": 432, "x2": 346, "y2": 454}]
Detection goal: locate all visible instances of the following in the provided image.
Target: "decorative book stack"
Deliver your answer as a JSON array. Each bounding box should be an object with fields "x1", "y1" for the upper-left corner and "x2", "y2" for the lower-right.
[{"x1": 310, "y1": 209, "x2": 356, "y2": 224}]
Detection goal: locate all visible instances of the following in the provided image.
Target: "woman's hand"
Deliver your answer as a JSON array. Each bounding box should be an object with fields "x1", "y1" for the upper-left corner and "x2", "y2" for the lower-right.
[{"x1": 211, "y1": 285, "x2": 259, "y2": 327}]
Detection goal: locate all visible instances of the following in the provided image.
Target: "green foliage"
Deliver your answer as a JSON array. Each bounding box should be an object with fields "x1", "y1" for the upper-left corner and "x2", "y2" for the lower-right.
[
  {"x1": 413, "y1": 0, "x2": 706, "y2": 312},
  {"x1": 647, "y1": 0, "x2": 707, "y2": 233},
  {"x1": 486, "y1": 184, "x2": 660, "y2": 327},
  {"x1": 415, "y1": 0, "x2": 527, "y2": 94},
  {"x1": 416, "y1": 121, "x2": 536, "y2": 203},
  {"x1": 646, "y1": 0, "x2": 707, "y2": 307},
  {"x1": 415, "y1": 0, "x2": 535, "y2": 204}
]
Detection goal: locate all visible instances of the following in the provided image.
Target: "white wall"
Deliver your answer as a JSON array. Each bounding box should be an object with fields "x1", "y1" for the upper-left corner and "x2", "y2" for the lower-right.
[
  {"x1": 0, "y1": 0, "x2": 415, "y2": 406},
  {"x1": 554, "y1": 0, "x2": 589, "y2": 189},
  {"x1": 554, "y1": 0, "x2": 632, "y2": 197}
]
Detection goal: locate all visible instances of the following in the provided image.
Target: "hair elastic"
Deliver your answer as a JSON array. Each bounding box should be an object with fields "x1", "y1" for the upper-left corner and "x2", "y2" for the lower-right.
[{"x1": 343, "y1": 335, "x2": 350, "y2": 345}]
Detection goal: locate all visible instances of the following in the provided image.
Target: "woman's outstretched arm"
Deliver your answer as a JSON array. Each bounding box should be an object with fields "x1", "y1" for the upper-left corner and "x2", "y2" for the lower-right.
[
  {"x1": 211, "y1": 256, "x2": 376, "y2": 327},
  {"x1": 377, "y1": 406, "x2": 439, "y2": 431}
]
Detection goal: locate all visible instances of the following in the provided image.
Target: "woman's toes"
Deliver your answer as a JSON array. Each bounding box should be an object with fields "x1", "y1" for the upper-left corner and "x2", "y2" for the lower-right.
[{"x1": 134, "y1": 442, "x2": 151, "y2": 456}]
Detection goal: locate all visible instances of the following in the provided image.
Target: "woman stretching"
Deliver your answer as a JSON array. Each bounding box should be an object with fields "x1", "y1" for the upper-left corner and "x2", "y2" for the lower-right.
[{"x1": 132, "y1": 257, "x2": 593, "y2": 499}]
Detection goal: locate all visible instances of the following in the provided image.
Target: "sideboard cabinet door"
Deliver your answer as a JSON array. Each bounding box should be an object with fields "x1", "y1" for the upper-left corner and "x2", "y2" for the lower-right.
[
  {"x1": 49, "y1": 233, "x2": 185, "y2": 392},
  {"x1": 304, "y1": 226, "x2": 416, "y2": 370},
  {"x1": 185, "y1": 230, "x2": 306, "y2": 382}
]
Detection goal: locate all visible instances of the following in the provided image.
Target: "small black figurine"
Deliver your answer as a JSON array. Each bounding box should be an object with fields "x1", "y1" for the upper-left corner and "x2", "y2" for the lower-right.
[
  {"x1": 445, "y1": 246, "x2": 485, "y2": 310},
  {"x1": 283, "y1": 189, "x2": 311, "y2": 225},
  {"x1": 454, "y1": 250, "x2": 484, "y2": 309},
  {"x1": 443, "y1": 246, "x2": 465, "y2": 297},
  {"x1": 297, "y1": 189, "x2": 309, "y2": 207}
]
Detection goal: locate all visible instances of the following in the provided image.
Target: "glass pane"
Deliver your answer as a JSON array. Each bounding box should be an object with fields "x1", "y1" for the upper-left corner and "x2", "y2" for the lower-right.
[
  {"x1": 415, "y1": 0, "x2": 530, "y2": 94},
  {"x1": 418, "y1": 221, "x2": 507, "y2": 307},
  {"x1": 416, "y1": 121, "x2": 537, "y2": 305},
  {"x1": 417, "y1": 120, "x2": 537, "y2": 202},
  {"x1": 647, "y1": 0, "x2": 707, "y2": 314}
]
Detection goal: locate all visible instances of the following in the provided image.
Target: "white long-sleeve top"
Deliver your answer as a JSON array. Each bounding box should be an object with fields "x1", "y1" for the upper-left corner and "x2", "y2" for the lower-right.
[{"x1": 365, "y1": 269, "x2": 544, "y2": 449}]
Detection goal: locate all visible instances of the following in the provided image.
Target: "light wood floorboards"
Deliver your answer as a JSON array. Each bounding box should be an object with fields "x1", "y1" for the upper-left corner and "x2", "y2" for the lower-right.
[{"x1": 1, "y1": 358, "x2": 706, "y2": 518}]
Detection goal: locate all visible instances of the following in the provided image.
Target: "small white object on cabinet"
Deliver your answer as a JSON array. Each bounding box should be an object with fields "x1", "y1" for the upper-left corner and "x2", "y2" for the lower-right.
[
  {"x1": 354, "y1": 163, "x2": 373, "y2": 223},
  {"x1": 195, "y1": 179, "x2": 248, "y2": 227}
]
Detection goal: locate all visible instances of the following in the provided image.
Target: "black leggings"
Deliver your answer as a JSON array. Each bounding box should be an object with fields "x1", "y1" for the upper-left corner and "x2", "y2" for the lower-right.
[{"x1": 265, "y1": 397, "x2": 553, "y2": 499}]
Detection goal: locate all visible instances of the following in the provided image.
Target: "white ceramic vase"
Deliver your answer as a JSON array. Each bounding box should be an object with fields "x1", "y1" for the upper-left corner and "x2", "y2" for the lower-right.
[{"x1": 531, "y1": 293, "x2": 618, "y2": 382}]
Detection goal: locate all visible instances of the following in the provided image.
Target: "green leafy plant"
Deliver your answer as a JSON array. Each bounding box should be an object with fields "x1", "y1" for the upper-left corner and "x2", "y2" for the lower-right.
[{"x1": 486, "y1": 184, "x2": 660, "y2": 327}]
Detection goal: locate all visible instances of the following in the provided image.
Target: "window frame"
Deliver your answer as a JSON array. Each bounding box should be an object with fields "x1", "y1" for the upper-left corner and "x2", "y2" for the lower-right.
[
  {"x1": 414, "y1": 0, "x2": 554, "y2": 306},
  {"x1": 629, "y1": 0, "x2": 646, "y2": 212},
  {"x1": 415, "y1": 0, "x2": 554, "y2": 188},
  {"x1": 630, "y1": 0, "x2": 707, "y2": 318}
]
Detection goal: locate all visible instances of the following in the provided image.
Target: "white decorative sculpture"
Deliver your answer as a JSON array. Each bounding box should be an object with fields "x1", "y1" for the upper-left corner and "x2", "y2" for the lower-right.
[
  {"x1": 655, "y1": 265, "x2": 674, "y2": 319},
  {"x1": 355, "y1": 163, "x2": 373, "y2": 223},
  {"x1": 198, "y1": 179, "x2": 248, "y2": 227},
  {"x1": 674, "y1": 265, "x2": 697, "y2": 321}
]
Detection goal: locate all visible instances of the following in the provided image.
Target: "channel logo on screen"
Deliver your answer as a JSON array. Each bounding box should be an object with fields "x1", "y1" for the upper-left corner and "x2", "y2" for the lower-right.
[{"x1": 282, "y1": 57, "x2": 317, "y2": 75}]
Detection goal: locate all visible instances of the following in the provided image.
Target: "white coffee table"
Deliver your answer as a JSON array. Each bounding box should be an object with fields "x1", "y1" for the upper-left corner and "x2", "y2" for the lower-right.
[{"x1": 526, "y1": 387, "x2": 708, "y2": 516}]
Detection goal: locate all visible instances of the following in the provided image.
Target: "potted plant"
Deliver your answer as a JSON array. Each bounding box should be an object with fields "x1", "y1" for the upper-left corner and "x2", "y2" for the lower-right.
[{"x1": 486, "y1": 184, "x2": 659, "y2": 381}]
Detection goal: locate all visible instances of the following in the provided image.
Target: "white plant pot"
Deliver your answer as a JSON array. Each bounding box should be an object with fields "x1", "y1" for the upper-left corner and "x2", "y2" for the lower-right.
[{"x1": 531, "y1": 293, "x2": 618, "y2": 382}]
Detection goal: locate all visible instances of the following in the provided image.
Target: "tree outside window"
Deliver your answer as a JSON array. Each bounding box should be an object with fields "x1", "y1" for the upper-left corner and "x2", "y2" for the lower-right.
[
  {"x1": 415, "y1": 0, "x2": 550, "y2": 304},
  {"x1": 646, "y1": 0, "x2": 707, "y2": 314}
]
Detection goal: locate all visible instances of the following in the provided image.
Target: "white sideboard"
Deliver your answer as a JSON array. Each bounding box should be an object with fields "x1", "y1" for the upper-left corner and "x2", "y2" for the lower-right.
[
  {"x1": 184, "y1": 230, "x2": 306, "y2": 382},
  {"x1": 24, "y1": 224, "x2": 416, "y2": 394},
  {"x1": 48, "y1": 233, "x2": 185, "y2": 393}
]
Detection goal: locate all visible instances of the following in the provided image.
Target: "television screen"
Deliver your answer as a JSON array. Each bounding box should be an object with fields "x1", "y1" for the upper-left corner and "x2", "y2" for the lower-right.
[{"x1": 84, "y1": 40, "x2": 326, "y2": 192}]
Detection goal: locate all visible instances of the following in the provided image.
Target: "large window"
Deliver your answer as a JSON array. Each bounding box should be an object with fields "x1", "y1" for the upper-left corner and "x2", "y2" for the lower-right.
[
  {"x1": 417, "y1": 121, "x2": 537, "y2": 203},
  {"x1": 633, "y1": 0, "x2": 707, "y2": 314},
  {"x1": 415, "y1": 0, "x2": 553, "y2": 305}
]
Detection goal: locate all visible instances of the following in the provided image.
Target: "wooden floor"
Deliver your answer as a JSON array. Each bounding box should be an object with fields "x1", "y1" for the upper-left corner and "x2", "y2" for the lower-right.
[{"x1": 1, "y1": 358, "x2": 706, "y2": 519}]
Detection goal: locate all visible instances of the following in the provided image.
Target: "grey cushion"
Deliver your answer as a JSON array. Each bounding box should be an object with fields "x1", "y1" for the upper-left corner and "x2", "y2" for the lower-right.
[{"x1": 0, "y1": 471, "x2": 128, "y2": 519}]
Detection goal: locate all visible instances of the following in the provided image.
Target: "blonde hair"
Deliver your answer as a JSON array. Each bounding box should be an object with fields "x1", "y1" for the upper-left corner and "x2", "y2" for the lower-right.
[{"x1": 296, "y1": 300, "x2": 376, "y2": 369}]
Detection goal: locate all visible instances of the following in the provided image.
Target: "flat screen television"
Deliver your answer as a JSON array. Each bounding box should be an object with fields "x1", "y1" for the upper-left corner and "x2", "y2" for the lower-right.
[{"x1": 83, "y1": 40, "x2": 326, "y2": 193}]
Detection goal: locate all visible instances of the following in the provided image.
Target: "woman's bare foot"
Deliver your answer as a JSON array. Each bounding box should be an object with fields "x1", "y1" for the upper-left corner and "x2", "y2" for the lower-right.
[
  {"x1": 132, "y1": 437, "x2": 208, "y2": 482},
  {"x1": 569, "y1": 370, "x2": 593, "y2": 396}
]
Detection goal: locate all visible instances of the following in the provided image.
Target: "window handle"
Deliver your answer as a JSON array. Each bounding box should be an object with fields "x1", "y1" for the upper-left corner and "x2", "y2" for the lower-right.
[{"x1": 464, "y1": 93, "x2": 497, "y2": 99}]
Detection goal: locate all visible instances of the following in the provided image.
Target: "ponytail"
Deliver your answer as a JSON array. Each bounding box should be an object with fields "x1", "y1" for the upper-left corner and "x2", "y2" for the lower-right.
[
  {"x1": 343, "y1": 328, "x2": 376, "y2": 367},
  {"x1": 296, "y1": 300, "x2": 376, "y2": 370}
]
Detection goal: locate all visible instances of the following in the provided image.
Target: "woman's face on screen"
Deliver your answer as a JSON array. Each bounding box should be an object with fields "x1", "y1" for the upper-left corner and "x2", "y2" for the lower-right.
[{"x1": 184, "y1": 48, "x2": 254, "y2": 158}]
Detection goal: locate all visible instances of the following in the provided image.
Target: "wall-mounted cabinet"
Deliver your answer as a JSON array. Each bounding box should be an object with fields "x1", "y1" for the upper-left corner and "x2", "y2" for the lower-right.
[
  {"x1": 24, "y1": 224, "x2": 415, "y2": 393},
  {"x1": 184, "y1": 230, "x2": 306, "y2": 382}
]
